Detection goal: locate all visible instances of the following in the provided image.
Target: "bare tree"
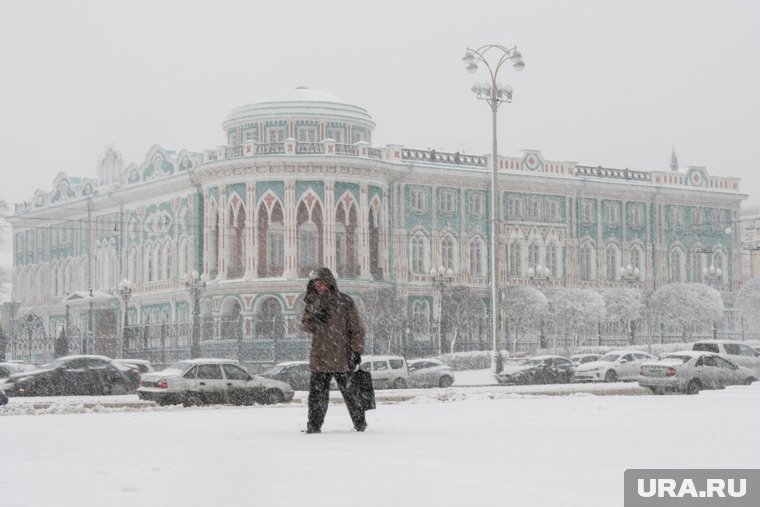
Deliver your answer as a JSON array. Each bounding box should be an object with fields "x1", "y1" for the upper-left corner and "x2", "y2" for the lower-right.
[
  {"x1": 737, "y1": 278, "x2": 760, "y2": 331},
  {"x1": 361, "y1": 288, "x2": 406, "y2": 355},
  {"x1": 604, "y1": 287, "x2": 643, "y2": 345},
  {"x1": 651, "y1": 283, "x2": 724, "y2": 340},
  {"x1": 441, "y1": 285, "x2": 485, "y2": 354},
  {"x1": 549, "y1": 288, "x2": 606, "y2": 347},
  {"x1": 502, "y1": 286, "x2": 548, "y2": 351},
  {"x1": 0, "y1": 200, "x2": 9, "y2": 299}
]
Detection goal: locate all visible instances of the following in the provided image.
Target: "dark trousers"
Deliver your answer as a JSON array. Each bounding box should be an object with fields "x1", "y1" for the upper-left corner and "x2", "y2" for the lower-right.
[{"x1": 308, "y1": 372, "x2": 366, "y2": 431}]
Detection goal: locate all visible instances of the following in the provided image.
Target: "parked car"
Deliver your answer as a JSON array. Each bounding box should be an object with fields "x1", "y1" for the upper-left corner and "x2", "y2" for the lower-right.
[
  {"x1": 691, "y1": 340, "x2": 760, "y2": 374},
  {"x1": 496, "y1": 355, "x2": 575, "y2": 385},
  {"x1": 257, "y1": 361, "x2": 312, "y2": 391},
  {"x1": 408, "y1": 358, "x2": 455, "y2": 388},
  {"x1": 573, "y1": 350, "x2": 657, "y2": 382},
  {"x1": 569, "y1": 353, "x2": 602, "y2": 366},
  {"x1": 358, "y1": 355, "x2": 410, "y2": 389},
  {"x1": 0, "y1": 355, "x2": 141, "y2": 396},
  {"x1": 137, "y1": 358, "x2": 294, "y2": 406},
  {"x1": 639, "y1": 351, "x2": 758, "y2": 394},
  {"x1": 0, "y1": 361, "x2": 38, "y2": 379},
  {"x1": 116, "y1": 359, "x2": 154, "y2": 374}
]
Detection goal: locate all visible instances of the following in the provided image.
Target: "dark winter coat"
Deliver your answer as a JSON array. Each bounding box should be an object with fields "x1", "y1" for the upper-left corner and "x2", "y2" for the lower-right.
[{"x1": 301, "y1": 268, "x2": 365, "y2": 373}]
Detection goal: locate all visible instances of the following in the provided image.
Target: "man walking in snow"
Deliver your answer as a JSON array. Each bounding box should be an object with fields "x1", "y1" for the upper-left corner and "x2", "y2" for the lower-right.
[{"x1": 301, "y1": 268, "x2": 367, "y2": 433}]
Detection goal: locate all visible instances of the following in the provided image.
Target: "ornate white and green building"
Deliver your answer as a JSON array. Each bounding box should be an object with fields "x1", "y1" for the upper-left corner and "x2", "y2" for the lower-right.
[{"x1": 5, "y1": 87, "x2": 747, "y2": 363}]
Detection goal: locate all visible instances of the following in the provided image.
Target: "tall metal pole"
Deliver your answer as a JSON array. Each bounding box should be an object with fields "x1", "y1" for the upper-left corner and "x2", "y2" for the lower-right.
[
  {"x1": 191, "y1": 284, "x2": 201, "y2": 359},
  {"x1": 490, "y1": 91, "x2": 501, "y2": 371},
  {"x1": 463, "y1": 43, "x2": 524, "y2": 373}
]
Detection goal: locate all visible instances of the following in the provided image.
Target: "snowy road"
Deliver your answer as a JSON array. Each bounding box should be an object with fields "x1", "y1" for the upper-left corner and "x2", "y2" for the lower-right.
[{"x1": 1, "y1": 381, "x2": 758, "y2": 507}]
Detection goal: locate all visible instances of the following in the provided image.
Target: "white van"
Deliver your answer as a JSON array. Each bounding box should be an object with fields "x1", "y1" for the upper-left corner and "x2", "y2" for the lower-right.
[
  {"x1": 691, "y1": 340, "x2": 760, "y2": 374},
  {"x1": 358, "y1": 355, "x2": 410, "y2": 389}
]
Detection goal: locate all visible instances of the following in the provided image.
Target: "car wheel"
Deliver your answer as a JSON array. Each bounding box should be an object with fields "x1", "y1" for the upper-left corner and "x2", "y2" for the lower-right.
[
  {"x1": 744, "y1": 377, "x2": 757, "y2": 385},
  {"x1": 604, "y1": 370, "x2": 618, "y2": 383},
  {"x1": 649, "y1": 387, "x2": 664, "y2": 395},
  {"x1": 262, "y1": 389, "x2": 284, "y2": 405},
  {"x1": 392, "y1": 378, "x2": 407, "y2": 389},
  {"x1": 439, "y1": 375, "x2": 454, "y2": 388},
  {"x1": 183, "y1": 392, "x2": 204, "y2": 407},
  {"x1": 686, "y1": 379, "x2": 702, "y2": 395},
  {"x1": 157, "y1": 398, "x2": 174, "y2": 406}
]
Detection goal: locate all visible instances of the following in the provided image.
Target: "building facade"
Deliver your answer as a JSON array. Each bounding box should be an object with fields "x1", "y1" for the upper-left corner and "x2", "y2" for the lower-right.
[{"x1": 5, "y1": 87, "x2": 747, "y2": 363}]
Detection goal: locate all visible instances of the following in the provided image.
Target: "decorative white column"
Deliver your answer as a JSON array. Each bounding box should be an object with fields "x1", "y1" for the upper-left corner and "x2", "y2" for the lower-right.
[
  {"x1": 217, "y1": 187, "x2": 227, "y2": 280},
  {"x1": 284, "y1": 179, "x2": 297, "y2": 278},
  {"x1": 324, "y1": 181, "x2": 337, "y2": 273},
  {"x1": 246, "y1": 183, "x2": 256, "y2": 279},
  {"x1": 359, "y1": 183, "x2": 371, "y2": 280}
]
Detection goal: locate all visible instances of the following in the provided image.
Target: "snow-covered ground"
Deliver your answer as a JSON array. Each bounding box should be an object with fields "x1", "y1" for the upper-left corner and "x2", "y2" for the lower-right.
[{"x1": 1, "y1": 378, "x2": 758, "y2": 507}]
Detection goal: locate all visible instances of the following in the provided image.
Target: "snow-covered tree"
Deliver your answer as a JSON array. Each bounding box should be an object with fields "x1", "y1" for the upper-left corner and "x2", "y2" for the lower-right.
[
  {"x1": 361, "y1": 288, "x2": 406, "y2": 354},
  {"x1": 441, "y1": 285, "x2": 485, "y2": 354},
  {"x1": 549, "y1": 288, "x2": 606, "y2": 346},
  {"x1": 651, "y1": 283, "x2": 724, "y2": 339},
  {"x1": 736, "y1": 278, "x2": 760, "y2": 329},
  {"x1": 502, "y1": 286, "x2": 548, "y2": 350},
  {"x1": 604, "y1": 287, "x2": 643, "y2": 345}
]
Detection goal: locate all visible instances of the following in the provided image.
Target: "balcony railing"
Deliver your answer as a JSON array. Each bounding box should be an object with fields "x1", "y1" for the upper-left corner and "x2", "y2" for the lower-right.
[
  {"x1": 401, "y1": 148, "x2": 487, "y2": 167},
  {"x1": 575, "y1": 165, "x2": 651, "y2": 182}
]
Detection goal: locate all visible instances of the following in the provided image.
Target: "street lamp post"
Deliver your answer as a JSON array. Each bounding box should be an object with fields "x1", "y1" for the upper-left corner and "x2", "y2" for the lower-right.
[
  {"x1": 117, "y1": 279, "x2": 133, "y2": 359},
  {"x1": 463, "y1": 44, "x2": 525, "y2": 373},
  {"x1": 619, "y1": 265, "x2": 641, "y2": 287},
  {"x1": 528, "y1": 265, "x2": 551, "y2": 290},
  {"x1": 184, "y1": 271, "x2": 207, "y2": 359},
  {"x1": 527, "y1": 265, "x2": 550, "y2": 349},
  {"x1": 430, "y1": 265, "x2": 455, "y2": 355},
  {"x1": 702, "y1": 264, "x2": 722, "y2": 340}
]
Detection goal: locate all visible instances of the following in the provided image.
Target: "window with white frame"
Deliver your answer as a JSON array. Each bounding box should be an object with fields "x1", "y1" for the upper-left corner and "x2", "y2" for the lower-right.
[
  {"x1": 545, "y1": 199, "x2": 560, "y2": 222},
  {"x1": 630, "y1": 203, "x2": 644, "y2": 228},
  {"x1": 266, "y1": 126, "x2": 286, "y2": 143},
  {"x1": 605, "y1": 202, "x2": 620, "y2": 227},
  {"x1": 509, "y1": 196, "x2": 524, "y2": 220},
  {"x1": 546, "y1": 244, "x2": 558, "y2": 278},
  {"x1": 439, "y1": 190, "x2": 455, "y2": 215},
  {"x1": 605, "y1": 245, "x2": 618, "y2": 281},
  {"x1": 630, "y1": 247, "x2": 642, "y2": 272},
  {"x1": 467, "y1": 192, "x2": 484, "y2": 217},
  {"x1": 469, "y1": 238, "x2": 484, "y2": 276},
  {"x1": 529, "y1": 243, "x2": 540, "y2": 269},
  {"x1": 325, "y1": 127, "x2": 345, "y2": 143},
  {"x1": 670, "y1": 249, "x2": 683, "y2": 282},
  {"x1": 412, "y1": 300, "x2": 429, "y2": 338},
  {"x1": 298, "y1": 221, "x2": 318, "y2": 272},
  {"x1": 691, "y1": 208, "x2": 705, "y2": 230},
  {"x1": 441, "y1": 236, "x2": 455, "y2": 270},
  {"x1": 508, "y1": 242, "x2": 522, "y2": 277},
  {"x1": 297, "y1": 126, "x2": 318, "y2": 143},
  {"x1": 410, "y1": 188, "x2": 426, "y2": 213},
  {"x1": 712, "y1": 251, "x2": 724, "y2": 283},
  {"x1": 691, "y1": 252, "x2": 704, "y2": 283},
  {"x1": 580, "y1": 244, "x2": 594, "y2": 281},
  {"x1": 670, "y1": 207, "x2": 684, "y2": 229},
  {"x1": 527, "y1": 198, "x2": 541, "y2": 221},
  {"x1": 712, "y1": 209, "x2": 725, "y2": 231},
  {"x1": 411, "y1": 234, "x2": 427, "y2": 274},
  {"x1": 268, "y1": 223, "x2": 284, "y2": 272},
  {"x1": 581, "y1": 200, "x2": 594, "y2": 225}
]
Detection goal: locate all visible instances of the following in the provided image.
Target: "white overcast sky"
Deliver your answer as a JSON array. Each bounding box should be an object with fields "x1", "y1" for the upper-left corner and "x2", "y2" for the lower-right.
[{"x1": 1, "y1": 0, "x2": 758, "y2": 212}]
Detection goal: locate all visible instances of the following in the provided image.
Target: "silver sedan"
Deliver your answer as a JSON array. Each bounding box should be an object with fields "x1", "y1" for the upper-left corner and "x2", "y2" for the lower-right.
[{"x1": 638, "y1": 351, "x2": 758, "y2": 394}]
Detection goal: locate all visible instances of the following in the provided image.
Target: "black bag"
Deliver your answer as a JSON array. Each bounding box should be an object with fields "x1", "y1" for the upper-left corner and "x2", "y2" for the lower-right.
[{"x1": 350, "y1": 369, "x2": 376, "y2": 411}]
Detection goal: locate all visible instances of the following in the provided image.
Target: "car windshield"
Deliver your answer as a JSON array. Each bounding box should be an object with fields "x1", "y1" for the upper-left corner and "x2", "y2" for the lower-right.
[
  {"x1": 660, "y1": 355, "x2": 691, "y2": 364},
  {"x1": 598, "y1": 354, "x2": 620, "y2": 362},
  {"x1": 521, "y1": 359, "x2": 545, "y2": 367},
  {"x1": 162, "y1": 361, "x2": 194, "y2": 375},
  {"x1": 260, "y1": 364, "x2": 285, "y2": 375},
  {"x1": 39, "y1": 359, "x2": 67, "y2": 369}
]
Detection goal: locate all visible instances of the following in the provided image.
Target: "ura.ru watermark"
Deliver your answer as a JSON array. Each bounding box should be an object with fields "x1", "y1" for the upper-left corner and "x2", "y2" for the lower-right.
[{"x1": 624, "y1": 470, "x2": 759, "y2": 506}]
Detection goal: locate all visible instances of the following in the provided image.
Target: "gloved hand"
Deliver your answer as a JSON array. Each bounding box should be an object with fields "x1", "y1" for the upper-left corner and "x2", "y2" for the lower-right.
[
  {"x1": 350, "y1": 352, "x2": 362, "y2": 370},
  {"x1": 305, "y1": 303, "x2": 329, "y2": 324}
]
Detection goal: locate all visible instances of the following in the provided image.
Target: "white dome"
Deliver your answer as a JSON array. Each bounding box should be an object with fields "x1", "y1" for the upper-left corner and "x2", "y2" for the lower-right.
[{"x1": 223, "y1": 87, "x2": 375, "y2": 131}]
